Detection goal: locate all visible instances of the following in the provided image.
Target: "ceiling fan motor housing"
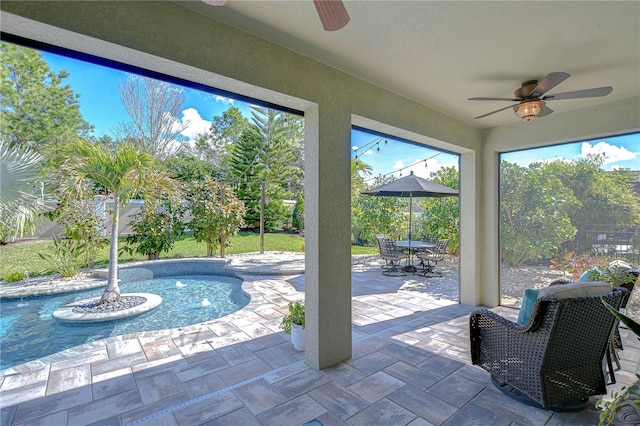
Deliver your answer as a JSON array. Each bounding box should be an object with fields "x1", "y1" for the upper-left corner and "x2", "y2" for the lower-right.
[{"x1": 514, "y1": 80, "x2": 539, "y2": 99}]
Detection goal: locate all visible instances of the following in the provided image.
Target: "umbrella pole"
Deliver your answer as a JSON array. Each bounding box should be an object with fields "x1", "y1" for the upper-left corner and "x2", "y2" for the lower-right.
[{"x1": 408, "y1": 194, "x2": 412, "y2": 243}]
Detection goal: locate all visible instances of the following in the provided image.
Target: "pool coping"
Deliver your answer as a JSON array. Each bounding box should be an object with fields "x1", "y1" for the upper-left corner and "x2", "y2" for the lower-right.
[
  {"x1": 0, "y1": 254, "x2": 306, "y2": 299},
  {"x1": 0, "y1": 259, "x2": 304, "y2": 376}
]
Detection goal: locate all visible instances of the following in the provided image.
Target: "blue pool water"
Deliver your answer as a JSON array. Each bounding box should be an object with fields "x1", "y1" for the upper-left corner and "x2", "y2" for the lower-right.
[{"x1": 0, "y1": 275, "x2": 249, "y2": 370}]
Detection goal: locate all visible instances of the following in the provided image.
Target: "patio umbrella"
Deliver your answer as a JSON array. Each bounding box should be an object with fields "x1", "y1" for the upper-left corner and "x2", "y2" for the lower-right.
[{"x1": 362, "y1": 171, "x2": 458, "y2": 242}]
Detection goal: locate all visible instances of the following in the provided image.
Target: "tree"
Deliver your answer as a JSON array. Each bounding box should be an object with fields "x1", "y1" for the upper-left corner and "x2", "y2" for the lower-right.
[
  {"x1": 116, "y1": 75, "x2": 188, "y2": 161},
  {"x1": 57, "y1": 140, "x2": 181, "y2": 303},
  {"x1": 419, "y1": 167, "x2": 460, "y2": 255},
  {"x1": 539, "y1": 155, "x2": 640, "y2": 252},
  {"x1": 228, "y1": 107, "x2": 299, "y2": 229},
  {"x1": 195, "y1": 106, "x2": 249, "y2": 169},
  {"x1": 500, "y1": 161, "x2": 579, "y2": 266},
  {"x1": 0, "y1": 42, "x2": 92, "y2": 166},
  {"x1": 163, "y1": 151, "x2": 220, "y2": 183},
  {"x1": 0, "y1": 141, "x2": 45, "y2": 243},
  {"x1": 351, "y1": 157, "x2": 373, "y2": 201},
  {"x1": 188, "y1": 176, "x2": 246, "y2": 256},
  {"x1": 352, "y1": 175, "x2": 405, "y2": 246}
]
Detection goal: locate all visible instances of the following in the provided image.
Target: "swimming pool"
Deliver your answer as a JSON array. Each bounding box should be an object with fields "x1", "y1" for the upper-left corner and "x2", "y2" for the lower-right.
[{"x1": 0, "y1": 275, "x2": 249, "y2": 370}]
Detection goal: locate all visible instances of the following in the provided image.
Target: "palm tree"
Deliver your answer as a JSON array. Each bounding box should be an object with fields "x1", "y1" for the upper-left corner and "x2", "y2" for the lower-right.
[
  {"x1": 0, "y1": 141, "x2": 45, "y2": 243},
  {"x1": 58, "y1": 140, "x2": 181, "y2": 303}
]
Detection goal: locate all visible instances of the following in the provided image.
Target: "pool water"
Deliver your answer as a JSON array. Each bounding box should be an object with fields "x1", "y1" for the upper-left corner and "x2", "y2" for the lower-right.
[{"x1": 0, "y1": 275, "x2": 249, "y2": 370}]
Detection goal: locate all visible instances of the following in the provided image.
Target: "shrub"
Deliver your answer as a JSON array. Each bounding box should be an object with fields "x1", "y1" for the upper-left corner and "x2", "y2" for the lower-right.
[
  {"x1": 44, "y1": 199, "x2": 105, "y2": 268},
  {"x1": 292, "y1": 195, "x2": 304, "y2": 231},
  {"x1": 124, "y1": 203, "x2": 184, "y2": 260},
  {"x1": 188, "y1": 177, "x2": 246, "y2": 257},
  {"x1": 37, "y1": 235, "x2": 85, "y2": 278},
  {"x1": 4, "y1": 271, "x2": 24, "y2": 282}
]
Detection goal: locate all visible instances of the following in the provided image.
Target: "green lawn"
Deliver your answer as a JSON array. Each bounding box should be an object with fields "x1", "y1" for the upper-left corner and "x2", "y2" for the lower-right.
[{"x1": 0, "y1": 232, "x2": 377, "y2": 280}]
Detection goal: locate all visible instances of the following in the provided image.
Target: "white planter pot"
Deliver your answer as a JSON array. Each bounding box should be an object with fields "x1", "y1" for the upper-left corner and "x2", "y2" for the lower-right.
[{"x1": 291, "y1": 324, "x2": 305, "y2": 351}]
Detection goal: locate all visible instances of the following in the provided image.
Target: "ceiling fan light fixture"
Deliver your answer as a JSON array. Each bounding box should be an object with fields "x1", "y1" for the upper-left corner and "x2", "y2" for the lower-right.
[{"x1": 514, "y1": 100, "x2": 545, "y2": 121}]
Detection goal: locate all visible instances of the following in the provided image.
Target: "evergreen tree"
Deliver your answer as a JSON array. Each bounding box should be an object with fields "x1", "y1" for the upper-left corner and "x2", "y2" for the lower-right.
[
  {"x1": 228, "y1": 107, "x2": 299, "y2": 229},
  {"x1": 0, "y1": 42, "x2": 92, "y2": 165}
]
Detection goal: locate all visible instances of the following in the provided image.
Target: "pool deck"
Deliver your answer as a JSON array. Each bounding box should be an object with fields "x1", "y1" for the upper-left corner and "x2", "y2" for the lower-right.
[{"x1": 1, "y1": 253, "x2": 638, "y2": 425}]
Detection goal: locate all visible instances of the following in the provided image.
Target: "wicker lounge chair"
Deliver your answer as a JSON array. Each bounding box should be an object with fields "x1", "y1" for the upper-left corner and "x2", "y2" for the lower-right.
[
  {"x1": 470, "y1": 283, "x2": 627, "y2": 411},
  {"x1": 376, "y1": 234, "x2": 409, "y2": 276}
]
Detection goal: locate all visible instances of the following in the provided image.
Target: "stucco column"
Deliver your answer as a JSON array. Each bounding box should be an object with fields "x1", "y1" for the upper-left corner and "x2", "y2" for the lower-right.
[{"x1": 304, "y1": 103, "x2": 352, "y2": 370}]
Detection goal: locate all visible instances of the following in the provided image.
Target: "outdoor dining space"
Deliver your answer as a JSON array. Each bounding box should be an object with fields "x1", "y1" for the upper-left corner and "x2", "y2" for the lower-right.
[{"x1": 376, "y1": 234, "x2": 450, "y2": 278}]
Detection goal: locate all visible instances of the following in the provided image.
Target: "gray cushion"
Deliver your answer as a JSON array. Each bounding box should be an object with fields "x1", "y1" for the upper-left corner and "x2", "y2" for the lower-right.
[{"x1": 537, "y1": 281, "x2": 611, "y2": 299}]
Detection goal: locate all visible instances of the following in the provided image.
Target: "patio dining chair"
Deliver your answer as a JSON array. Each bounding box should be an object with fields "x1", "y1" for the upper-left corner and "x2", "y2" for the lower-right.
[
  {"x1": 415, "y1": 238, "x2": 449, "y2": 277},
  {"x1": 470, "y1": 282, "x2": 627, "y2": 411},
  {"x1": 376, "y1": 234, "x2": 409, "y2": 276}
]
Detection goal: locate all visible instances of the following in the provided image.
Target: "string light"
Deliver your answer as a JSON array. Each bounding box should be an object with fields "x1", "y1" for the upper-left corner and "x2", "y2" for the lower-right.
[
  {"x1": 362, "y1": 152, "x2": 443, "y2": 184},
  {"x1": 352, "y1": 136, "x2": 385, "y2": 162}
]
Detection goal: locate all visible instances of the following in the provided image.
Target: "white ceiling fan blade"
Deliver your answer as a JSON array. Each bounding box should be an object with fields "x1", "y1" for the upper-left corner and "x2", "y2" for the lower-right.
[
  {"x1": 543, "y1": 86, "x2": 613, "y2": 100},
  {"x1": 313, "y1": 0, "x2": 350, "y2": 31},
  {"x1": 531, "y1": 72, "x2": 571, "y2": 97},
  {"x1": 201, "y1": 0, "x2": 227, "y2": 6}
]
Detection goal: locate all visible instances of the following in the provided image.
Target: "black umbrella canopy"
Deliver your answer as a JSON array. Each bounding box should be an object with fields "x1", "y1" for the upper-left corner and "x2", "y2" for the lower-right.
[
  {"x1": 362, "y1": 171, "x2": 459, "y2": 197},
  {"x1": 362, "y1": 171, "x2": 458, "y2": 243}
]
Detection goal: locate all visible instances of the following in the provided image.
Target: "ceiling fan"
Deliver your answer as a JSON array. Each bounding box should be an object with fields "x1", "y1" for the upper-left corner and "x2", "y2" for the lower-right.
[
  {"x1": 468, "y1": 72, "x2": 613, "y2": 121},
  {"x1": 201, "y1": 0, "x2": 350, "y2": 31}
]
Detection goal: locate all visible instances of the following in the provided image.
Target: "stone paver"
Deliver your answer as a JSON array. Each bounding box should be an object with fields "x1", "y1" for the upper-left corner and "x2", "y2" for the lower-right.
[{"x1": 0, "y1": 254, "x2": 637, "y2": 425}]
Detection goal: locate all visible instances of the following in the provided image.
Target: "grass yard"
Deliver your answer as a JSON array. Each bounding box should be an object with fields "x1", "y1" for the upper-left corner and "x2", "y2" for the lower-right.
[{"x1": 0, "y1": 232, "x2": 377, "y2": 280}]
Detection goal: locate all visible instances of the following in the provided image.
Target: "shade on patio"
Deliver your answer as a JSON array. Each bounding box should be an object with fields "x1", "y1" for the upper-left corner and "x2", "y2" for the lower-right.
[{"x1": 362, "y1": 171, "x2": 459, "y2": 241}]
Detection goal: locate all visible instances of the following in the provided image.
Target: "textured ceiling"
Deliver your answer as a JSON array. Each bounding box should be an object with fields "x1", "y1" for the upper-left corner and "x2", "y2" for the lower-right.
[{"x1": 178, "y1": 1, "x2": 640, "y2": 130}]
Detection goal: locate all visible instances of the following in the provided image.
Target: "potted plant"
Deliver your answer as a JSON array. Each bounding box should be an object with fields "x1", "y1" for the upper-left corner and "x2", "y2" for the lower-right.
[
  {"x1": 280, "y1": 301, "x2": 305, "y2": 351},
  {"x1": 597, "y1": 300, "x2": 640, "y2": 426},
  {"x1": 583, "y1": 260, "x2": 639, "y2": 290}
]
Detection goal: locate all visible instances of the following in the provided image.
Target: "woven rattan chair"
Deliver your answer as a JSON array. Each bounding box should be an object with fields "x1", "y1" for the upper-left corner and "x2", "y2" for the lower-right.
[
  {"x1": 470, "y1": 285, "x2": 627, "y2": 411},
  {"x1": 376, "y1": 234, "x2": 409, "y2": 276},
  {"x1": 415, "y1": 238, "x2": 449, "y2": 277}
]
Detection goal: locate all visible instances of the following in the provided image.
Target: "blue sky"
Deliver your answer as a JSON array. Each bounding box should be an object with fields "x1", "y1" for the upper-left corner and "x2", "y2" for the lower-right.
[{"x1": 40, "y1": 49, "x2": 639, "y2": 177}]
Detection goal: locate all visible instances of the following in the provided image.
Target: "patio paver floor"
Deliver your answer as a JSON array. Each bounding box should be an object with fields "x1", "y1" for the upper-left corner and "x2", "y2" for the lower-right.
[{"x1": 1, "y1": 254, "x2": 638, "y2": 425}]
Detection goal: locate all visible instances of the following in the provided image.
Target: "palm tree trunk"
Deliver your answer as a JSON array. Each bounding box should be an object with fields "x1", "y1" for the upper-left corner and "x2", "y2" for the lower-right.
[{"x1": 102, "y1": 199, "x2": 121, "y2": 303}]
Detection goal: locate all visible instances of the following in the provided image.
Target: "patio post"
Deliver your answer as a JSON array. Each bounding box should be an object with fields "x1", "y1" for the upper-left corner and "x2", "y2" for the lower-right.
[{"x1": 304, "y1": 103, "x2": 352, "y2": 370}]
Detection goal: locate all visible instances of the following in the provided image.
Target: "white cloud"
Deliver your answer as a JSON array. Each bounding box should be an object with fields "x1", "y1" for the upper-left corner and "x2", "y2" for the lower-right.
[
  {"x1": 178, "y1": 108, "x2": 212, "y2": 141},
  {"x1": 215, "y1": 95, "x2": 234, "y2": 105},
  {"x1": 578, "y1": 141, "x2": 637, "y2": 164}
]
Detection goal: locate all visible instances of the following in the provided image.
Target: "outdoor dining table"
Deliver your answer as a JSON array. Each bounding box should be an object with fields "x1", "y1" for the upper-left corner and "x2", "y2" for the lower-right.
[{"x1": 395, "y1": 240, "x2": 437, "y2": 273}]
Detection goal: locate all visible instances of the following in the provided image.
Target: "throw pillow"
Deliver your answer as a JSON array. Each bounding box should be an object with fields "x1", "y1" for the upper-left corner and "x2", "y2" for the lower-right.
[
  {"x1": 537, "y1": 281, "x2": 611, "y2": 299},
  {"x1": 516, "y1": 288, "x2": 540, "y2": 325}
]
